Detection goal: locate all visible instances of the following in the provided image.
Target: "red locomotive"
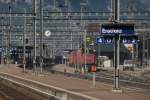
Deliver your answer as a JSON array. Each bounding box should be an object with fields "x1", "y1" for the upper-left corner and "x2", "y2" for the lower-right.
[{"x1": 68, "y1": 49, "x2": 95, "y2": 65}]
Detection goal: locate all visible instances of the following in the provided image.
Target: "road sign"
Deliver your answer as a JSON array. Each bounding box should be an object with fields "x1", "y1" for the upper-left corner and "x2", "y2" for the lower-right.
[{"x1": 101, "y1": 23, "x2": 134, "y2": 35}]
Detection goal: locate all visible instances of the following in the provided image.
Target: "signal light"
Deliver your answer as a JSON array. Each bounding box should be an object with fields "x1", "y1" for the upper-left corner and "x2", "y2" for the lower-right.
[{"x1": 86, "y1": 36, "x2": 93, "y2": 45}]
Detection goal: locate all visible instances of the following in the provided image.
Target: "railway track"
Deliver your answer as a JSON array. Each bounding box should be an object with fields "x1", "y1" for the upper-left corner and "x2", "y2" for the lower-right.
[
  {"x1": 44, "y1": 68, "x2": 150, "y2": 91},
  {"x1": 141, "y1": 71, "x2": 150, "y2": 82},
  {"x1": 0, "y1": 72, "x2": 99, "y2": 100},
  {"x1": 0, "y1": 90, "x2": 12, "y2": 100},
  {"x1": 1, "y1": 66, "x2": 149, "y2": 100},
  {"x1": 0, "y1": 73, "x2": 61, "y2": 100},
  {"x1": 0, "y1": 81, "x2": 33, "y2": 100},
  {"x1": 96, "y1": 71, "x2": 148, "y2": 83}
]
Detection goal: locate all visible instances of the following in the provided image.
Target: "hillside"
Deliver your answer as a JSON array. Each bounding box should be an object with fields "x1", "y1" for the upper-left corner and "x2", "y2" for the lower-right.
[{"x1": 0, "y1": 0, "x2": 149, "y2": 12}]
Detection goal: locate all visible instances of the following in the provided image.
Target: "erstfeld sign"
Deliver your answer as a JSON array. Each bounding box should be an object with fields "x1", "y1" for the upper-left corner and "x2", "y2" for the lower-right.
[{"x1": 101, "y1": 23, "x2": 134, "y2": 34}]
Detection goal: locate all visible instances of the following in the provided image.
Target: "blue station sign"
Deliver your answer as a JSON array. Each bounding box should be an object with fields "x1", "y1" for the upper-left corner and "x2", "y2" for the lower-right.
[
  {"x1": 96, "y1": 36, "x2": 114, "y2": 44},
  {"x1": 120, "y1": 35, "x2": 138, "y2": 44},
  {"x1": 96, "y1": 35, "x2": 138, "y2": 44},
  {"x1": 101, "y1": 23, "x2": 134, "y2": 35}
]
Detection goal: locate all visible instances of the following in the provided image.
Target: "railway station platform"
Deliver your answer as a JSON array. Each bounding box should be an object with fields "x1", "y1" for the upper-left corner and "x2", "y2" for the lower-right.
[{"x1": 0, "y1": 64, "x2": 150, "y2": 100}]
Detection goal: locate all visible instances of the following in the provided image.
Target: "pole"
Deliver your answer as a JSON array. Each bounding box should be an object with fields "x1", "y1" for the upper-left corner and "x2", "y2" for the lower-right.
[
  {"x1": 23, "y1": 8, "x2": 26, "y2": 72},
  {"x1": 64, "y1": 58, "x2": 67, "y2": 73},
  {"x1": 110, "y1": 0, "x2": 113, "y2": 18},
  {"x1": 1, "y1": 17, "x2": 4, "y2": 64},
  {"x1": 33, "y1": 0, "x2": 37, "y2": 73},
  {"x1": 114, "y1": 34, "x2": 120, "y2": 90},
  {"x1": 7, "y1": 5, "x2": 12, "y2": 66},
  {"x1": 84, "y1": 29, "x2": 87, "y2": 72},
  {"x1": 80, "y1": 5, "x2": 84, "y2": 73},
  {"x1": 68, "y1": 1, "x2": 73, "y2": 50},
  {"x1": 136, "y1": 41, "x2": 139, "y2": 63},
  {"x1": 40, "y1": 0, "x2": 43, "y2": 73},
  {"x1": 93, "y1": 72, "x2": 96, "y2": 87},
  {"x1": 80, "y1": 3, "x2": 87, "y2": 73},
  {"x1": 52, "y1": 37, "x2": 55, "y2": 64},
  {"x1": 98, "y1": 44, "x2": 100, "y2": 67},
  {"x1": 53, "y1": 0, "x2": 56, "y2": 9},
  {"x1": 148, "y1": 39, "x2": 149, "y2": 66},
  {"x1": 132, "y1": 44, "x2": 134, "y2": 61},
  {"x1": 142, "y1": 36, "x2": 145, "y2": 68},
  {"x1": 147, "y1": 39, "x2": 149, "y2": 67},
  {"x1": 113, "y1": 0, "x2": 121, "y2": 92}
]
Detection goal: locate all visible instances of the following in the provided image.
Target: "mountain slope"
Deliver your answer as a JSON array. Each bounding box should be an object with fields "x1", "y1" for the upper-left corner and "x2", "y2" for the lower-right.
[{"x1": 0, "y1": 0, "x2": 149, "y2": 12}]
